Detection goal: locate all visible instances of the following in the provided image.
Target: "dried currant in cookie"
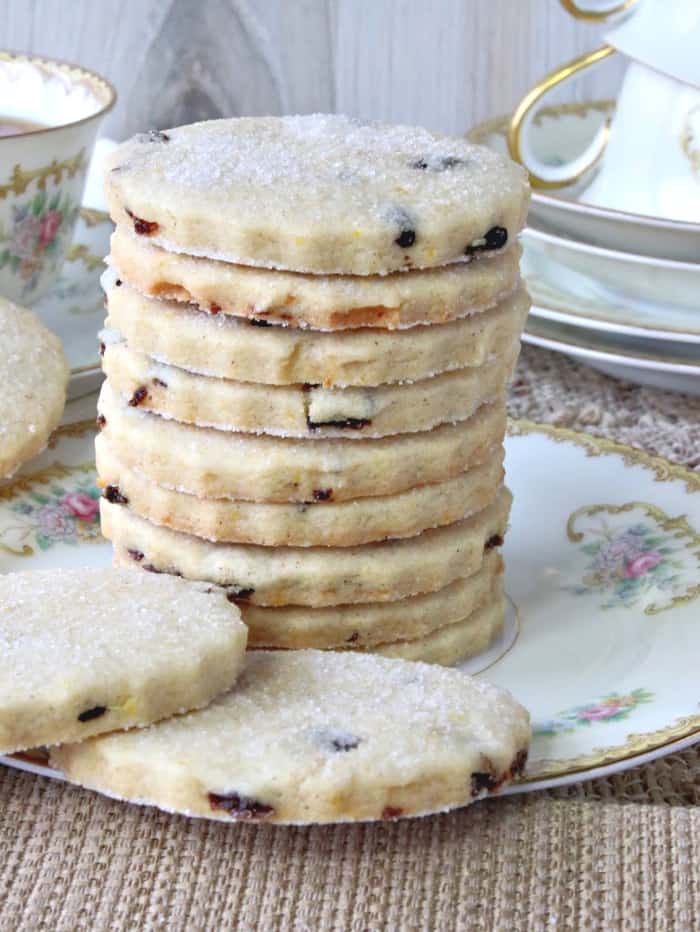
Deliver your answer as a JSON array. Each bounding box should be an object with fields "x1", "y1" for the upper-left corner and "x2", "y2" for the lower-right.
[
  {"x1": 313, "y1": 728, "x2": 361, "y2": 752},
  {"x1": 127, "y1": 549, "x2": 144, "y2": 562},
  {"x1": 99, "y1": 341, "x2": 106, "y2": 357},
  {"x1": 395, "y1": 228, "x2": 416, "y2": 248},
  {"x1": 78, "y1": 706, "x2": 107, "y2": 723},
  {"x1": 103, "y1": 485, "x2": 128, "y2": 505},
  {"x1": 382, "y1": 806, "x2": 403, "y2": 819},
  {"x1": 96, "y1": 414, "x2": 107, "y2": 430},
  {"x1": 152, "y1": 377, "x2": 168, "y2": 388},
  {"x1": 249, "y1": 318, "x2": 272, "y2": 327},
  {"x1": 485, "y1": 534, "x2": 504, "y2": 550},
  {"x1": 312, "y1": 489, "x2": 334, "y2": 502},
  {"x1": 306, "y1": 416, "x2": 371, "y2": 431},
  {"x1": 208, "y1": 792, "x2": 274, "y2": 820},
  {"x1": 409, "y1": 155, "x2": 466, "y2": 172},
  {"x1": 465, "y1": 226, "x2": 508, "y2": 256},
  {"x1": 125, "y1": 208, "x2": 159, "y2": 236},
  {"x1": 128, "y1": 386, "x2": 148, "y2": 407},
  {"x1": 470, "y1": 770, "x2": 498, "y2": 796},
  {"x1": 209, "y1": 303, "x2": 222, "y2": 315},
  {"x1": 225, "y1": 586, "x2": 255, "y2": 603}
]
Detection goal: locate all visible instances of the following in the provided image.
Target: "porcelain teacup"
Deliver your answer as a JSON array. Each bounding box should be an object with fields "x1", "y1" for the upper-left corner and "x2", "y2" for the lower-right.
[
  {"x1": 0, "y1": 51, "x2": 115, "y2": 304},
  {"x1": 508, "y1": 0, "x2": 700, "y2": 224}
]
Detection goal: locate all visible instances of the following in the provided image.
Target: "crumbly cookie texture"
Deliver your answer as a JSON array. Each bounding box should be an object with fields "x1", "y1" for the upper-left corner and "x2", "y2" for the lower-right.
[
  {"x1": 100, "y1": 488, "x2": 511, "y2": 607},
  {"x1": 373, "y1": 585, "x2": 505, "y2": 666},
  {"x1": 97, "y1": 382, "x2": 506, "y2": 503},
  {"x1": 0, "y1": 298, "x2": 69, "y2": 479},
  {"x1": 102, "y1": 339, "x2": 518, "y2": 440},
  {"x1": 51, "y1": 648, "x2": 530, "y2": 823},
  {"x1": 0, "y1": 569, "x2": 248, "y2": 755},
  {"x1": 105, "y1": 115, "x2": 529, "y2": 276},
  {"x1": 112, "y1": 549, "x2": 503, "y2": 648},
  {"x1": 104, "y1": 279, "x2": 530, "y2": 388},
  {"x1": 97, "y1": 437, "x2": 504, "y2": 547},
  {"x1": 108, "y1": 228, "x2": 522, "y2": 330}
]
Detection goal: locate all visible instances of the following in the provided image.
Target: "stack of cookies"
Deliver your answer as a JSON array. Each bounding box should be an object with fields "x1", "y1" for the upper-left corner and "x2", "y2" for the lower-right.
[{"x1": 97, "y1": 115, "x2": 530, "y2": 666}]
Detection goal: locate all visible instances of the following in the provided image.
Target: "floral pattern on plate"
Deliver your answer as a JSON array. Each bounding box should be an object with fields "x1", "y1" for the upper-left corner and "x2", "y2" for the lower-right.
[
  {"x1": 564, "y1": 502, "x2": 700, "y2": 614},
  {"x1": 0, "y1": 462, "x2": 101, "y2": 555},
  {"x1": 534, "y1": 689, "x2": 655, "y2": 738},
  {"x1": 0, "y1": 188, "x2": 78, "y2": 297}
]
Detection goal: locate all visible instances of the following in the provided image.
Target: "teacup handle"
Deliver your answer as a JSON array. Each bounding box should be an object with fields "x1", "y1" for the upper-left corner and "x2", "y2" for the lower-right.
[
  {"x1": 559, "y1": 0, "x2": 639, "y2": 22},
  {"x1": 507, "y1": 45, "x2": 617, "y2": 190}
]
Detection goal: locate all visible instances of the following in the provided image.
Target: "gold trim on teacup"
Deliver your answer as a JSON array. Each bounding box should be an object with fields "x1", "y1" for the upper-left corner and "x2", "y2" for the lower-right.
[
  {"x1": 0, "y1": 50, "x2": 116, "y2": 138},
  {"x1": 469, "y1": 101, "x2": 700, "y2": 233},
  {"x1": 0, "y1": 150, "x2": 86, "y2": 200},
  {"x1": 559, "y1": 0, "x2": 639, "y2": 22},
  {"x1": 507, "y1": 46, "x2": 616, "y2": 190}
]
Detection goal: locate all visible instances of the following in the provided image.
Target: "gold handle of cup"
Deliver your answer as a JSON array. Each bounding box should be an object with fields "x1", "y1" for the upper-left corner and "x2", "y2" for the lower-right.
[
  {"x1": 507, "y1": 45, "x2": 616, "y2": 190},
  {"x1": 559, "y1": 0, "x2": 639, "y2": 22}
]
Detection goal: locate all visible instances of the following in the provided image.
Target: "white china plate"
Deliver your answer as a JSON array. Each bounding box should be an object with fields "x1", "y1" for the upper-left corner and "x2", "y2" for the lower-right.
[
  {"x1": 524, "y1": 316, "x2": 700, "y2": 395},
  {"x1": 468, "y1": 103, "x2": 700, "y2": 263},
  {"x1": 1, "y1": 416, "x2": 698, "y2": 796},
  {"x1": 32, "y1": 205, "x2": 111, "y2": 400}
]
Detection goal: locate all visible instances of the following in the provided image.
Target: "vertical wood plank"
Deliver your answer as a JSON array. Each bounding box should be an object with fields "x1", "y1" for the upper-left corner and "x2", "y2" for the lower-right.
[{"x1": 0, "y1": 0, "x2": 626, "y2": 139}]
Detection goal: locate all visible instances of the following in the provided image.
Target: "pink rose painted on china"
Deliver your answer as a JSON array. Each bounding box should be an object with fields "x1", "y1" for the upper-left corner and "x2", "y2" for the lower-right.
[
  {"x1": 61, "y1": 491, "x2": 100, "y2": 521},
  {"x1": 39, "y1": 210, "x2": 63, "y2": 245},
  {"x1": 625, "y1": 552, "x2": 662, "y2": 578}
]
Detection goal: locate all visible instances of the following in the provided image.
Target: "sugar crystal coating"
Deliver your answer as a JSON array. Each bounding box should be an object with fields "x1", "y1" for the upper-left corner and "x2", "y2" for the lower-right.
[
  {"x1": 52, "y1": 649, "x2": 531, "y2": 823},
  {"x1": 0, "y1": 568, "x2": 247, "y2": 754},
  {"x1": 105, "y1": 114, "x2": 529, "y2": 274},
  {"x1": 0, "y1": 297, "x2": 69, "y2": 479}
]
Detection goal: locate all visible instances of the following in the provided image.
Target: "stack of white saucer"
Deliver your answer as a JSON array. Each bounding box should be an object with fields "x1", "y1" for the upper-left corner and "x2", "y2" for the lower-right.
[{"x1": 470, "y1": 102, "x2": 700, "y2": 397}]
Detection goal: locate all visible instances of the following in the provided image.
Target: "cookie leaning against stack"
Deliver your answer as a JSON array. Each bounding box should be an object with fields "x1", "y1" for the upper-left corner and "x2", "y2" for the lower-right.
[{"x1": 98, "y1": 114, "x2": 530, "y2": 665}]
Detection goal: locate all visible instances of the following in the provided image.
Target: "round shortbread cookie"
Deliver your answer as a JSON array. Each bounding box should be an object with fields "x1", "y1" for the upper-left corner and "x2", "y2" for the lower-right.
[
  {"x1": 0, "y1": 298, "x2": 69, "y2": 479},
  {"x1": 104, "y1": 281, "x2": 529, "y2": 388},
  {"x1": 100, "y1": 489, "x2": 511, "y2": 607},
  {"x1": 51, "y1": 648, "x2": 531, "y2": 823},
  {"x1": 97, "y1": 437, "x2": 504, "y2": 547},
  {"x1": 0, "y1": 568, "x2": 248, "y2": 755},
  {"x1": 102, "y1": 339, "x2": 518, "y2": 440},
  {"x1": 104, "y1": 115, "x2": 529, "y2": 276},
  {"x1": 373, "y1": 588, "x2": 506, "y2": 666},
  {"x1": 112, "y1": 549, "x2": 503, "y2": 648},
  {"x1": 97, "y1": 383, "x2": 506, "y2": 504},
  {"x1": 109, "y1": 228, "x2": 522, "y2": 330}
]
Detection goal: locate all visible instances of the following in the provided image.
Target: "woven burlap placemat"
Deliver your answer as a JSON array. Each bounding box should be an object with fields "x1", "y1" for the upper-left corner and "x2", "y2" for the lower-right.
[{"x1": 1, "y1": 346, "x2": 698, "y2": 931}]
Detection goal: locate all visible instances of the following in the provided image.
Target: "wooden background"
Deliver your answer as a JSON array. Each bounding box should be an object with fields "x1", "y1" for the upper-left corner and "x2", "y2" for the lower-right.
[{"x1": 1, "y1": 0, "x2": 624, "y2": 139}]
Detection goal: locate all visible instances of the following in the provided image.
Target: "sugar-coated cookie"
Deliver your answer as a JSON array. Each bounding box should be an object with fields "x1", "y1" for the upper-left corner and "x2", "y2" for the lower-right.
[
  {"x1": 104, "y1": 280, "x2": 529, "y2": 388},
  {"x1": 97, "y1": 382, "x2": 506, "y2": 503},
  {"x1": 105, "y1": 115, "x2": 529, "y2": 275},
  {"x1": 100, "y1": 489, "x2": 511, "y2": 607},
  {"x1": 0, "y1": 569, "x2": 247, "y2": 754},
  {"x1": 0, "y1": 297, "x2": 69, "y2": 479},
  {"x1": 52, "y1": 648, "x2": 530, "y2": 823}
]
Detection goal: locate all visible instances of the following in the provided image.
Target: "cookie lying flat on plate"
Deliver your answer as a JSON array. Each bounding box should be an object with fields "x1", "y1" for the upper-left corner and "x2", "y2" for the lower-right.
[
  {"x1": 51, "y1": 649, "x2": 530, "y2": 823},
  {"x1": 97, "y1": 382, "x2": 506, "y2": 503},
  {"x1": 108, "y1": 229, "x2": 521, "y2": 330},
  {"x1": 102, "y1": 339, "x2": 517, "y2": 440},
  {"x1": 105, "y1": 114, "x2": 529, "y2": 276},
  {"x1": 97, "y1": 438, "x2": 504, "y2": 547},
  {"x1": 101, "y1": 488, "x2": 511, "y2": 607},
  {"x1": 0, "y1": 569, "x2": 247, "y2": 755},
  {"x1": 0, "y1": 297, "x2": 69, "y2": 479},
  {"x1": 104, "y1": 280, "x2": 529, "y2": 388}
]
